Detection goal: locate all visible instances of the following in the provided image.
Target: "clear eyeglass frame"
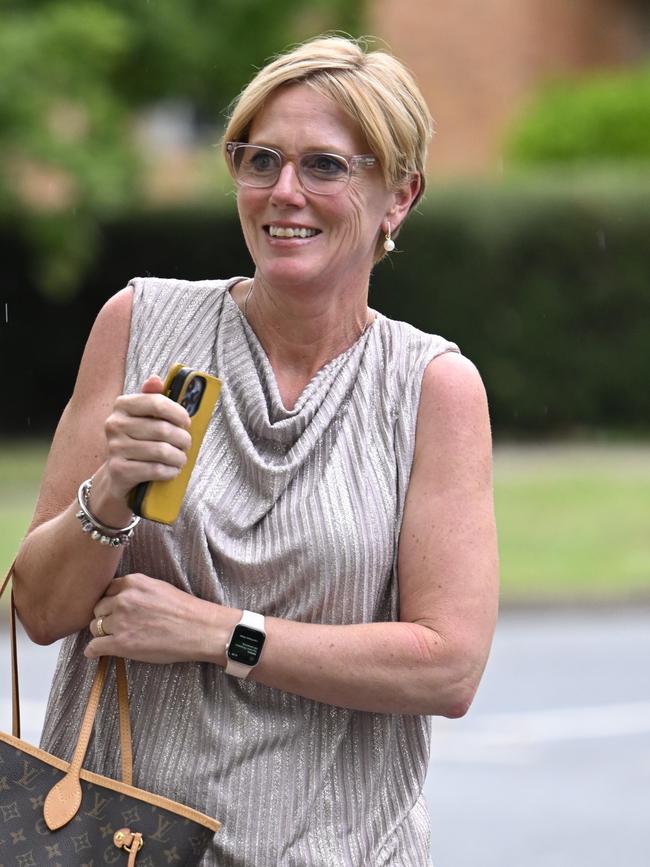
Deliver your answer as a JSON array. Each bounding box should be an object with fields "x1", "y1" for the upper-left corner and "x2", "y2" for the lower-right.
[{"x1": 225, "y1": 142, "x2": 377, "y2": 196}]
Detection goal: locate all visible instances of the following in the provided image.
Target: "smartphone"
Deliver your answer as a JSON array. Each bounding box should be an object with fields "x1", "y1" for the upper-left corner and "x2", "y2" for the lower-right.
[{"x1": 128, "y1": 363, "x2": 222, "y2": 524}]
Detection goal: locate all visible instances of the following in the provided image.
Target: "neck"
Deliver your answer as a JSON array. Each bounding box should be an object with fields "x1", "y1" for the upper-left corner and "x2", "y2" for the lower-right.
[{"x1": 234, "y1": 275, "x2": 373, "y2": 403}]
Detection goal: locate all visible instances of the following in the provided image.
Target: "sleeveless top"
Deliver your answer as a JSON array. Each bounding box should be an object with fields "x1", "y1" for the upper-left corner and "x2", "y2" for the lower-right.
[{"x1": 40, "y1": 276, "x2": 460, "y2": 867}]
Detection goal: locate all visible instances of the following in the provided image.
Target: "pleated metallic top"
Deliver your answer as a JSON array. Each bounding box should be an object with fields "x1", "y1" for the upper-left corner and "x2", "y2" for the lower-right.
[{"x1": 41, "y1": 276, "x2": 460, "y2": 866}]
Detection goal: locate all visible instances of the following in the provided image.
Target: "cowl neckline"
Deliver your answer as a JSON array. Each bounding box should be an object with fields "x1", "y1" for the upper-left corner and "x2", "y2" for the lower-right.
[{"x1": 216, "y1": 280, "x2": 378, "y2": 468}]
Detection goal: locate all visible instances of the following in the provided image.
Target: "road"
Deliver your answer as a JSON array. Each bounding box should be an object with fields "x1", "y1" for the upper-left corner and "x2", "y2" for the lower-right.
[
  {"x1": 424, "y1": 607, "x2": 650, "y2": 867},
  {"x1": 2, "y1": 607, "x2": 649, "y2": 867}
]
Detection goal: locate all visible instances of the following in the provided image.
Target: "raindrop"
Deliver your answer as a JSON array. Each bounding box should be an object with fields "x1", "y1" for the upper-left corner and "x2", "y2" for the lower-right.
[
  {"x1": 597, "y1": 230, "x2": 607, "y2": 250},
  {"x1": 4, "y1": 303, "x2": 7, "y2": 323}
]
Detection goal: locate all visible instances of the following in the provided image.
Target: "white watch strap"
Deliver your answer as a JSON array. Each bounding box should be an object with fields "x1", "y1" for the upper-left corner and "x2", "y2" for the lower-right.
[
  {"x1": 225, "y1": 610, "x2": 265, "y2": 678},
  {"x1": 240, "y1": 610, "x2": 264, "y2": 631},
  {"x1": 225, "y1": 659, "x2": 255, "y2": 679}
]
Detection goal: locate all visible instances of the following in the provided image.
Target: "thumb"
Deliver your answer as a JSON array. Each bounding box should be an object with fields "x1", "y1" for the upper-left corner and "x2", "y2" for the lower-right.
[{"x1": 141, "y1": 375, "x2": 165, "y2": 394}]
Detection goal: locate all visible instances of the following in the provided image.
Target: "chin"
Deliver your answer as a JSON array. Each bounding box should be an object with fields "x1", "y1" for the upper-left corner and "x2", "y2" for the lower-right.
[{"x1": 259, "y1": 256, "x2": 329, "y2": 289}]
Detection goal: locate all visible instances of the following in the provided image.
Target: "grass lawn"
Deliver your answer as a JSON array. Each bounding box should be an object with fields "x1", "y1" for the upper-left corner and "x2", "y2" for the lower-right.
[
  {"x1": 494, "y1": 443, "x2": 650, "y2": 603},
  {"x1": 1, "y1": 440, "x2": 649, "y2": 604},
  {"x1": 0, "y1": 441, "x2": 49, "y2": 578}
]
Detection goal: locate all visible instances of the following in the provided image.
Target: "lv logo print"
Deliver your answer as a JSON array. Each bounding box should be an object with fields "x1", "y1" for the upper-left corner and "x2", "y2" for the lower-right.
[
  {"x1": 0, "y1": 572, "x2": 220, "y2": 866},
  {"x1": 0, "y1": 749, "x2": 213, "y2": 865}
]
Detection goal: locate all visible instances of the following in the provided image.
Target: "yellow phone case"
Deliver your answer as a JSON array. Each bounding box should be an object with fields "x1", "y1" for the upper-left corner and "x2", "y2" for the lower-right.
[{"x1": 128, "y1": 363, "x2": 222, "y2": 524}]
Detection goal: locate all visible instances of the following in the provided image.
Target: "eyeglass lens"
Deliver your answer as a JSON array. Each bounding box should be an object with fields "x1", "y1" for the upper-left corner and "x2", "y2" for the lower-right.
[{"x1": 231, "y1": 145, "x2": 350, "y2": 194}]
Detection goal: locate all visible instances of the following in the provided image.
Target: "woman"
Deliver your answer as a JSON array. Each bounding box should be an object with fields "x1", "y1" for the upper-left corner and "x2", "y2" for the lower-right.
[{"x1": 14, "y1": 35, "x2": 498, "y2": 866}]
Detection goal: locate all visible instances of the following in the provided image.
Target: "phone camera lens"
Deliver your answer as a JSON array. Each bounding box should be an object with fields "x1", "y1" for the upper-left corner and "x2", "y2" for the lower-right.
[{"x1": 181, "y1": 376, "x2": 206, "y2": 416}]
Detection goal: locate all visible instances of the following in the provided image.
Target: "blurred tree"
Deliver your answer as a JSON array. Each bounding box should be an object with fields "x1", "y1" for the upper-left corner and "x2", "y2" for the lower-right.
[
  {"x1": 506, "y1": 65, "x2": 650, "y2": 166},
  {"x1": 0, "y1": 2, "x2": 138, "y2": 295},
  {"x1": 0, "y1": 0, "x2": 364, "y2": 297},
  {"x1": 105, "y1": 0, "x2": 364, "y2": 114}
]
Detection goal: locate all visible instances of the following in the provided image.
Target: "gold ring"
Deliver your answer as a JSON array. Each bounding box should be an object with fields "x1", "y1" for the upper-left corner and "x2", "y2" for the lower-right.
[{"x1": 96, "y1": 616, "x2": 106, "y2": 637}]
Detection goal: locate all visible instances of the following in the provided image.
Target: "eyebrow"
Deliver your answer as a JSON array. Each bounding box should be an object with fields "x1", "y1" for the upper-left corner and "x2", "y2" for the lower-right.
[{"x1": 246, "y1": 141, "x2": 351, "y2": 156}]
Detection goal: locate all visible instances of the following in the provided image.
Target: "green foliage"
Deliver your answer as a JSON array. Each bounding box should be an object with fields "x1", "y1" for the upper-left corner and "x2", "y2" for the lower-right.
[
  {"x1": 104, "y1": 0, "x2": 365, "y2": 114},
  {"x1": 387, "y1": 172, "x2": 650, "y2": 435},
  {"x1": 506, "y1": 65, "x2": 650, "y2": 165},
  {"x1": 0, "y1": 2, "x2": 140, "y2": 296},
  {"x1": 3, "y1": 172, "x2": 650, "y2": 436},
  {"x1": 0, "y1": 2, "x2": 137, "y2": 203},
  {"x1": 0, "y1": 0, "x2": 364, "y2": 297}
]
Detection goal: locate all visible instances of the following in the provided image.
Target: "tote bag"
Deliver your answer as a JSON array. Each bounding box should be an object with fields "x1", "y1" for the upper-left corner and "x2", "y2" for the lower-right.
[{"x1": 0, "y1": 564, "x2": 221, "y2": 866}]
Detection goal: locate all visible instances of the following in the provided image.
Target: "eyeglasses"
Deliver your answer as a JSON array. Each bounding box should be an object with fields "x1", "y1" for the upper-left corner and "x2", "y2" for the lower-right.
[{"x1": 225, "y1": 142, "x2": 377, "y2": 196}]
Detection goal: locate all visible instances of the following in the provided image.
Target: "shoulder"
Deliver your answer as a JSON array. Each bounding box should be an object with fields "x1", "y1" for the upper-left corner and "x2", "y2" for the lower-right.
[
  {"x1": 371, "y1": 314, "x2": 490, "y2": 471},
  {"x1": 77, "y1": 286, "x2": 133, "y2": 386},
  {"x1": 415, "y1": 351, "x2": 492, "y2": 474},
  {"x1": 371, "y1": 315, "x2": 462, "y2": 418},
  {"x1": 420, "y1": 351, "x2": 488, "y2": 417},
  {"x1": 375, "y1": 314, "x2": 460, "y2": 372},
  {"x1": 127, "y1": 275, "x2": 242, "y2": 306},
  {"x1": 71, "y1": 275, "x2": 241, "y2": 406},
  {"x1": 93, "y1": 283, "x2": 133, "y2": 331}
]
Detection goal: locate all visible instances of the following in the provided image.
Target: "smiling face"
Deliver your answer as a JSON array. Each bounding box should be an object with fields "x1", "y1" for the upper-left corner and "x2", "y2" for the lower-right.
[{"x1": 234, "y1": 83, "x2": 412, "y2": 299}]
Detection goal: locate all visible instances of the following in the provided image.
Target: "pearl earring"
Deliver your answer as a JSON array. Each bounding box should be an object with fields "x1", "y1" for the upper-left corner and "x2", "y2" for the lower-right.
[{"x1": 383, "y1": 223, "x2": 395, "y2": 253}]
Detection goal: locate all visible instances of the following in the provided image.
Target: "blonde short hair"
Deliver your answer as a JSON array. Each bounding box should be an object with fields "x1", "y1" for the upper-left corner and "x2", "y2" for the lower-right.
[{"x1": 223, "y1": 35, "x2": 433, "y2": 249}]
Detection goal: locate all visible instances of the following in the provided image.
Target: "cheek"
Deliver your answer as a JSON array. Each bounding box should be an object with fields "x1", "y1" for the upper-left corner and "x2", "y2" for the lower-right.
[
  {"x1": 237, "y1": 193, "x2": 262, "y2": 248},
  {"x1": 339, "y1": 185, "x2": 382, "y2": 247},
  {"x1": 237, "y1": 190, "x2": 256, "y2": 223}
]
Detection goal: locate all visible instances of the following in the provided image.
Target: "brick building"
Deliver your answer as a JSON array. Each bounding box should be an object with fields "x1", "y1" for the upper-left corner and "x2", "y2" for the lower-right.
[{"x1": 369, "y1": 0, "x2": 650, "y2": 176}]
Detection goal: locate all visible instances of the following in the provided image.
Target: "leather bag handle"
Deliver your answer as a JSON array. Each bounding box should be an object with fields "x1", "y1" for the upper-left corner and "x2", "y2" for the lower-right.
[{"x1": 1, "y1": 561, "x2": 134, "y2": 827}]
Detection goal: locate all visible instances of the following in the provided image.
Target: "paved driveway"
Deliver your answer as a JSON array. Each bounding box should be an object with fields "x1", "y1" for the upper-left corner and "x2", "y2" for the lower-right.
[
  {"x1": 2, "y1": 608, "x2": 649, "y2": 867},
  {"x1": 425, "y1": 607, "x2": 650, "y2": 867}
]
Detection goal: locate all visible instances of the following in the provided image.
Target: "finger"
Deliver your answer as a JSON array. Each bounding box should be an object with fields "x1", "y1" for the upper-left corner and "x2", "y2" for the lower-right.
[
  {"x1": 113, "y1": 393, "x2": 191, "y2": 428},
  {"x1": 104, "y1": 456, "x2": 183, "y2": 495},
  {"x1": 109, "y1": 417, "x2": 192, "y2": 453},
  {"x1": 92, "y1": 597, "x2": 114, "y2": 619},
  {"x1": 85, "y1": 636, "x2": 118, "y2": 659},
  {"x1": 109, "y1": 436, "x2": 189, "y2": 469},
  {"x1": 141, "y1": 375, "x2": 165, "y2": 394},
  {"x1": 103, "y1": 575, "x2": 130, "y2": 597},
  {"x1": 91, "y1": 614, "x2": 112, "y2": 638}
]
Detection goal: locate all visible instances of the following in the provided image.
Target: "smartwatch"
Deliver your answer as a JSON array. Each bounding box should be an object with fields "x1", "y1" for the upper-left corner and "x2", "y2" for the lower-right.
[{"x1": 225, "y1": 610, "x2": 266, "y2": 679}]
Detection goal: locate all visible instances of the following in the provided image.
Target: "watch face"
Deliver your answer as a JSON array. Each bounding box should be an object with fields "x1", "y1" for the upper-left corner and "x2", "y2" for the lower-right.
[{"x1": 227, "y1": 624, "x2": 265, "y2": 666}]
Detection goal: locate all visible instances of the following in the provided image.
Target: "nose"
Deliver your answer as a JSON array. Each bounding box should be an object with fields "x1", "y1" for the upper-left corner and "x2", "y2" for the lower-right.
[{"x1": 269, "y1": 162, "x2": 305, "y2": 205}]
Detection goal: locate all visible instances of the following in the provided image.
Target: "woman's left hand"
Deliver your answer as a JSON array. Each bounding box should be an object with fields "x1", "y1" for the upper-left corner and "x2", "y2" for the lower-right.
[{"x1": 85, "y1": 573, "x2": 221, "y2": 664}]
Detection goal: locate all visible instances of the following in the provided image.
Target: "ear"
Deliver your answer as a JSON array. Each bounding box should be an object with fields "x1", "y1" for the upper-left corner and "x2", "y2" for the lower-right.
[{"x1": 384, "y1": 173, "x2": 421, "y2": 234}]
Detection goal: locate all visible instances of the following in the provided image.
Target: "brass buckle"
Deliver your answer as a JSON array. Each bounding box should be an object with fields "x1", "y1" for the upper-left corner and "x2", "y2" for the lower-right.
[
  {"x1": 124, "y1": 837, "x2": 144, "y2": 853},
  {"x1": 114, "y1": 827, "x2": 144, "y2": 852}
]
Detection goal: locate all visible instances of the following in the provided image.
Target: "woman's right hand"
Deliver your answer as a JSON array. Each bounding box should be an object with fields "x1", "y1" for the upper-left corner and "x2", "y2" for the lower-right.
[{"x1": 102, "y1": 374, "x2": 192, "y2": 502}]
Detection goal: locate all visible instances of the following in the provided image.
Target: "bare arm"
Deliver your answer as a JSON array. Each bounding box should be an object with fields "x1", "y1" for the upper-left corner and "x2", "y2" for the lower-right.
[
  {"x1": 13, "y1": 287, "x2": 191, "y2": 643},
  {"x1": 87, "y1": 352, "x2": 499, "y2": 716}
]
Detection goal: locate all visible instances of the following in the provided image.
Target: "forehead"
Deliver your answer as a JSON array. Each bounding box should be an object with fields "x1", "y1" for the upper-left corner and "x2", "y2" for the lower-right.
[{"x1": 247, "y1": 83, "x2": 368, "y2": 154}]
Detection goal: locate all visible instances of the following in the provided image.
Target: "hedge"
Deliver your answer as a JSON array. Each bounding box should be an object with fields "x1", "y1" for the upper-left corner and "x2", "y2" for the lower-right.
[
  {"x1": 506, "y1": 64, "x2": 650, "y2": 164},
  {"x1": 2, "y1": 173, "x2": 650, "y2": 437}
]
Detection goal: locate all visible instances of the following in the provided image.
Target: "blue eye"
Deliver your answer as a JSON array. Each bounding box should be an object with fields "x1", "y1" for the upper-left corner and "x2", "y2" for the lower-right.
[
  {"x1": 248, "y1": 151, "x2": 278, "y2": 174},
  {"x1": 303, "y1": 154, "x2": 348, "y2": 178},
  {"x1": 237, "y1": 147, "x2": 280, "y2": 176}
]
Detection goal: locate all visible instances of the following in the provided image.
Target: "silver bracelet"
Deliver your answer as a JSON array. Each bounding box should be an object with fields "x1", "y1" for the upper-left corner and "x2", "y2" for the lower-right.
[{"x1": 76, "y1": 478, "x2": 140, "y2": 547}]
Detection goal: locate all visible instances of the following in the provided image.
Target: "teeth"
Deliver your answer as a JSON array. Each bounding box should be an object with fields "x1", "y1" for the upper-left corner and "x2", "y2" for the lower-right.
[{"x1": 269, "y1": 226, "x2": 318, "y2": 238}]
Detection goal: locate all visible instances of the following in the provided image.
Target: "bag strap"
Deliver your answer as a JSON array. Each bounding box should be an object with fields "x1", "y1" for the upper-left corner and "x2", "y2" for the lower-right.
[
  {"x1": 1, "y1": 562, "x2": 134, "y2": 813},
  {"x1": 1, "y1": 562, "x2": 21, "y2": 737}
]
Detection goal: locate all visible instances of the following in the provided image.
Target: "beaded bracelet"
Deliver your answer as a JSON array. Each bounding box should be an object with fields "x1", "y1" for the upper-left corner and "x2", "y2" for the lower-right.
[{"x1": 76, "y1": 478, "x2": 140, "y2": 547}]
